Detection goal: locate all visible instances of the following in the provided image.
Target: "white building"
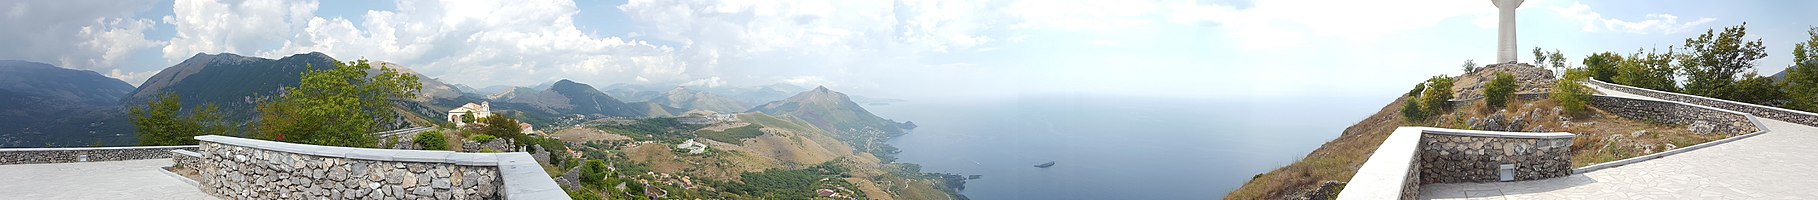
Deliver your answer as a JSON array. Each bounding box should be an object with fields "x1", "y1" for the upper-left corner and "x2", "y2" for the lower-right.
[
  {"x1": 675, "y1": 139, "x2": 708, "y2": 154},
  {"x1": 447, "y1": 102, "x2": 493, "y2": 126}
]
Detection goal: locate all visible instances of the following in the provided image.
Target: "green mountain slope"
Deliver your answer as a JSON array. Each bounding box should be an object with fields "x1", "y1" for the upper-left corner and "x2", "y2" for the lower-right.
[
  {"x1": 0, "y1": 60, "x2": 137, "y2": 147},
  {"x1": 748, "y1": 86, "x2": 914, "y2": 161}
]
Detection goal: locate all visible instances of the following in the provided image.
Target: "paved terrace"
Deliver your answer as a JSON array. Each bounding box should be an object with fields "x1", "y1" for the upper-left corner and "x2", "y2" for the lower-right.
[
  {"x1": 1418, "y1": 83, "x2": 1818, "y2": 199},
  {"x1": 0, "y1": 159, "x2": 216, "y2": 199}
]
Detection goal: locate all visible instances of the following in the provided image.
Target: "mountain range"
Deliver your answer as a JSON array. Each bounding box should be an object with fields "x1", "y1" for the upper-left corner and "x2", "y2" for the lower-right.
[
  {"x1": 0, "y1": 60, "x2": 136, "y2": 147},
  {"x1": 0, "y1": 52, "x2": 907, "y2": 148}
]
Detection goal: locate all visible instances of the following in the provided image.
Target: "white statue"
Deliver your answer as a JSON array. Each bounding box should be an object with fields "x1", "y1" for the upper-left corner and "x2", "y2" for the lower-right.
[{"x1": 1493, "y1": 0, "x2": 1524, "y2": 64}]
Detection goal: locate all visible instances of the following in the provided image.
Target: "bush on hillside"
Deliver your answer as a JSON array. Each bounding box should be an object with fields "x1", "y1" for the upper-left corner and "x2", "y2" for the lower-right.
[
  {"x1": 1485, "y1": 72, "x2": 1517, "y2": 109},
  {"x1": 1420, "y1": 75, "x2": 1455, "y2": 118},
  {"x1": 580, "y1": 160, "x2": 610, "y2": 189},
  {"x1": 414, "y1": 130, "x2": 448, "y2": 150},
  {"x1": 469, "y1": 134, "x2": 496, "y2": 144},
  {"x1": 480, "y1": 116, "x2": 524, "y2": 143},
  {"x1": 1407, "y1": 82, "x2": 1425, "y2": 97},
  {"x1": 1400, "y1": 99, "x2": 1425, "y2": 121},
  {"x1": 1552, "y1": 68, "x2": 1593, "y2": 116}
]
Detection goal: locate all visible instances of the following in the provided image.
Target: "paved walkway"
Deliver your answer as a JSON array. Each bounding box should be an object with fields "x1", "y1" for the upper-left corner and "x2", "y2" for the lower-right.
[
  {"x1": 1419, "y1": 84, "x2": 1818, "y2": 199},
  {"x1": 0, "y1": 159, "x2": 217, "y2": 199}
]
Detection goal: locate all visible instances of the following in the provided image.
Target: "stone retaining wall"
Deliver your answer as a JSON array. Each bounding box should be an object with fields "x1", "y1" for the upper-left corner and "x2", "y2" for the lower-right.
[
  {"x1": 1587, "y1": 80, "x2": 1818, "y2": 126},
  {"x1": 1338, "y1": 127, "x2": 1575, "y2": 200},
  {"x1": 1589, "y1": 95, "x2": 1758, "y2": 135},
  {"x1": 194, "y1": 135, "x2": 567, "y2": 200},
  {"x1": 172, "y1": 149, "x2": 204, "y2": 168},
  {"x1": 0, "y1": 145, "x2": 197, "y2": 165},
  {"x1": 1418, "y1": 130, "x2": 1574, "y2": 183}
]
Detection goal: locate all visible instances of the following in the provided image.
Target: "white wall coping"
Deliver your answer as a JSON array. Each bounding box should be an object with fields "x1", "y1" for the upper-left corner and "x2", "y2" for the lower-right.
[
  {"x1": 1421, "y1": 128, "x2": 1575, "y2": 139},
  {"x1": 0, "y1": 145, "x2": 196, "y2": 152},
  {"x1": 1335, "y1": 127, "x2": 1425, "y2": 200},
  {"x1": 197, "y1": 135, "x2": 504, "y2": 166}
]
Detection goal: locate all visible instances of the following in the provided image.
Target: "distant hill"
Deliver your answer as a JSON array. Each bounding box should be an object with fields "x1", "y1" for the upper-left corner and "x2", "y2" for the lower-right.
[
  {"x1": 122, "y1": 52, "x2": 483, "y2": 136},
  {"x1": 125, "y1": 52, "x2": 339, "y2": 121},
  {"x1": 603, "y1": 82, "x2": 806, "y2": 107},
  {"x1": 749, "y1": 86, "x2": 913, "y2": 160},
  {"x1": 601, "y1": 83, "x2": 669, "y2": 102},
  {"x1": 493, "y1": 79, "x2": 647, "y2": 119},
  {"x1": 1772, "y1": 67, "x2": 1793, "y2": 82},
  {"x1": 0, "y1": 60, "x2": 137, "y2": 147},
  {"x1": 650, "y1": 86, "x2": 749, "y2": 113}
]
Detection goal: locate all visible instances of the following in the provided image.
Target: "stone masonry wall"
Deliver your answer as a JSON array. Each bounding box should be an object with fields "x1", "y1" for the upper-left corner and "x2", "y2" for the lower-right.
[
  {"x1": 1589, "y1": 95, "x2": 1758, "y2": 135},
  {"x1": 1588, "y1": 80, "x2": 1818, "y2": 126},
  {"x1": 172, "y1": 149, "x2": 204, "y2": 168},
  {"x1": 0, "y1": 146, "x2": 197, "y2": 165},
  {"x1": 1418, "y1": 133, "x2": 1573, "y2": 184},
  {"x1": 197, "y1": 140, "x2": 502, "y2": 200},
  {"x1": 1401, "y1": 152, "x2": 1421, "y2": 200}
]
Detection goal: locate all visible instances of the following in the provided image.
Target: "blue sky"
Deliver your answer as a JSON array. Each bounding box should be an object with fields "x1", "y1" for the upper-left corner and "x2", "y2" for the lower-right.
[{"x1": 3, "y1": 0, "x2": 1817, "y2": 101}]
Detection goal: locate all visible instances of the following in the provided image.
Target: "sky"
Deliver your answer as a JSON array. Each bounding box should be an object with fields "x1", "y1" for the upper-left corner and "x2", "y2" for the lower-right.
[{"x1": 4, "y1": 0, "x2": 1818, "y2": 102}]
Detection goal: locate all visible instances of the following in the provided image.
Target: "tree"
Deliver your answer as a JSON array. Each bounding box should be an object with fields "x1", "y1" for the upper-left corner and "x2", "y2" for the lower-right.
[
  {"x1": 1552, "y1": 68, "x2": 1594, "y2": 116},
  {"x1": 1782, "y1": 26, "x2": 1818, "y2": 111},
  {"x1": 414, "y1": 130, "x2": 448, "y2": 150},
  {"x1": 461, "y1": 111, "x2": 476, "y2": 124},
  {"x1": 580, "y1": 160, "x2": 611, "y2": 188},
  {"x1": 1725, "y1": 72, "x2": 1785, "y2": 106},
  {"x1": 1583, "y1": 52, "x2": 1624, "y2": 82},
  {"x1": 1533, "y1": 47, "x2": 1548, "y2": 66},
  {"x1": 1485, "y1": 72, "x2": 1518, "y2": 109},
  {"x1": 1680, "y1": 22, "x2": 1768, "y2": 99},
  {"x1": 1549, "y1": 50, "x2": 1568, "y2": 72},
  {"x1": 1420, "y1": 75, "x2": 1455, "y2": 118},
  {"x1": 256, "y1": 59, "x2": 421, "y2": 147},
  {"x1": 1462, "y1": 59, "x2": 1479, "y2": 73},
  {"x1": 1614, "y1": 47, "x2": 1681, "y2": 92},
  {"x1": 479, "y1": 115, "x2": 525, "y2": 144},
  {"x1": 129, "y1": 93, "x2": 231, "y2": 146},
  {"x1": 1408, "y1": 82, "x2": 1426, "y2": 97}
]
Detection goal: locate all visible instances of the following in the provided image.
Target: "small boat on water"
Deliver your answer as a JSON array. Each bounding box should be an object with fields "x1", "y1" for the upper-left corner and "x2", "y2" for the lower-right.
[{"x1": 1034, "y1": 161, "x2": 1056, "y2": 168}]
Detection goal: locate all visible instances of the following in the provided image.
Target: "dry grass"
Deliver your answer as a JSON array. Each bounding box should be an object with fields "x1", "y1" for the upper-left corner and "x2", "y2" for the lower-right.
[{"x1": 1226, "y1": 96, "x2": 1410, "y2": 200}]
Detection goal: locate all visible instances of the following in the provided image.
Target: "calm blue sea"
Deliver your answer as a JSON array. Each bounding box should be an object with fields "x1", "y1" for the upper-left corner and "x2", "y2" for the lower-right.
[{"x1": 871, "y1": 94, "x2": 1383, "y2": 199}]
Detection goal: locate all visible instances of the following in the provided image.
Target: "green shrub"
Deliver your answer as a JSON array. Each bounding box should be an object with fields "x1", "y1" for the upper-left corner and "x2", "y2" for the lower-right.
[
  {"x1": 1420, "y1": 75, "x2": 1455, "y2": 118},
  {"x1": 1553, "y1": 68, "x2": 1593, "y2": 116},
  {"x1": 469, "y1": 134, "x2": 496, "y2": 144},
  {"x1": 569, "y1": 190, "x2": 602, "y2": 200},
  {"x1": 414, "y1": 130, "x2": 448, "y2": 150},
  {"x1": 1400, "y1": 98, "x2": 1424, "y2": 121},
  {"x1": 580, "y1": 160, "x2": 610, "y2": 189},
  {"x1": 1484, "y1": 72, "x2": 1517, "y2": 109},
  {"x1": 1407, "y1": 82, "x2": 1425, "y2": 97}
]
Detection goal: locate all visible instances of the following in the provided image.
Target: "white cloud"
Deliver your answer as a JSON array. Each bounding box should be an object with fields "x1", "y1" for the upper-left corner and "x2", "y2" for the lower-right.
[
  {"x1": 1552, "y1": 1, "x2": 1716, "y2": 34},
  {"x1": 782, "y1": 75, "x2": 834, "y2": 87},
  {"x1": 162, "y1": 0, "x2": 318, "y2": 63},
  {"x1": 680, "y1": 76, "x2": 726, "y2": 88},
  {"x1": 105, "y1": 69, "x2": 157, "y2": 86},
  {"x1": 0, "y1": 0, "x2": 163, "y2": 82},
  {"x1": 157, "y1": 0, "x2": 689, "y2": 87}
]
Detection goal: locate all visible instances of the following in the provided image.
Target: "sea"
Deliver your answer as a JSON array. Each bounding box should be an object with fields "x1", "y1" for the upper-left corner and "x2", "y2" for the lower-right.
[{"x1": 871, "y1": 94, "x2": 1385, "y2": 199}]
